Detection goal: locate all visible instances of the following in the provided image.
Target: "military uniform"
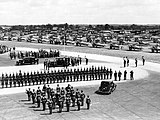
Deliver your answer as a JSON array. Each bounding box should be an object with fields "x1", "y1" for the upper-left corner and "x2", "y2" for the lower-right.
[
  {"x1": 5, "y1": 74, "x2": 8, "y2": 88},
  {"x1": 114, "y1": 71, "x2": 117, "y2": 81},
  {"x1": 32, "y1": 89, "x2": 36, "y2": 104},
  {"x1": 130, "y1": 70, "x2": 134, "y2": 80},
  {"x1": 26, "y1": 88, "x2": 32, "y2": 101},
  {"x1": 86, "y1": 96, "x2": 91, "y2": 110},
  {"x1": 118, "y1": 71, "x2": 122, "y2": 81},
  {"x1": 51, "y1": 95, "x2": 56, "y2": 109},
  {"x1": 124, "y1": 70, "x2": 127, "y2": 80},
  {"x1": 36, "y1": 88, "x2": 41, "y2": 107},
  {"x1": 77, "y1": 97, "x2": 81, "y2": 111},
  {"x1": 41, "y1": 95, "x2": 47, "y2": 111},
  {"x1": 9, "y1": 74, "x2": 12, "y2": 88},
  {"x1": 80, "y1": 91, "x2": 85, "y2": 106},
  {"x1": 66, "y1": 96, "x2": 71, "y2": 112},
  {"x1": 58, "y1": 96, "x2": 63, "y2": 113},
  {"x1": 47, "y1": 99, "x2": 53, "y2": 114},
  {"x1": 47, "y1": 85, "x2": 51, "y2": 99},
  {"x1": 109, "y1": 69, "x2": 113, "y2": 79},
  {"x1": 1, "y1": 73, "x2": 4, "y2": 88}
]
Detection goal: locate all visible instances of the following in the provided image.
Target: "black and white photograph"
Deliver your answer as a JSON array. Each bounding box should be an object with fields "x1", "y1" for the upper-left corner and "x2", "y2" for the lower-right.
[{"x1": 0, "y1": 0, "x2": 160, "y2": 120}]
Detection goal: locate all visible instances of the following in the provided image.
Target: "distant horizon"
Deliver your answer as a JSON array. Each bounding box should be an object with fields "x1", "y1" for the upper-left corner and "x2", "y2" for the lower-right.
[{"x1": 1, "y1": 23, "x2": 160, "y2": 26}]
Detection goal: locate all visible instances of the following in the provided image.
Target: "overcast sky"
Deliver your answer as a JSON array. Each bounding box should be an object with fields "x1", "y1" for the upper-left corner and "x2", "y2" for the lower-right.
[{"x1": 0, "y1": 0, "x2": 159, "y2": 25}]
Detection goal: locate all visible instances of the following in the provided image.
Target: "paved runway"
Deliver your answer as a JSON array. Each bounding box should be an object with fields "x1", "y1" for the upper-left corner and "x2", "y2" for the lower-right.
[{"x1": 0, "y1": 47, "x2": 160, "y2": 120}]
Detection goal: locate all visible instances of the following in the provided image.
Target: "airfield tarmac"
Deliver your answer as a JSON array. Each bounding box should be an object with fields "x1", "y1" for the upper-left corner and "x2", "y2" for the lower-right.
[{"x1": 0, "y1": 41, "x2": 160, "y2": 120}]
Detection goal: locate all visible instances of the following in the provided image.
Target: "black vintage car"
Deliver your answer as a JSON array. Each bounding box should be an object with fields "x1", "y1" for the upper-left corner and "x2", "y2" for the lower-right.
[
  {"x1": 49, "y1": 57, "x2": 70, "y2": 67},
  {"x1": 95, "y1": 81, "x2": 117, "y2": 95},
  {"x1": 16, "y1": 57, "x2": 39, "y2": 65}
]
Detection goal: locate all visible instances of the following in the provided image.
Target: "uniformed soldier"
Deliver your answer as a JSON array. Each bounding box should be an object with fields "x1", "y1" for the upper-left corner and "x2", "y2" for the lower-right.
[
  {"x1": 118, "y1": 71, "x2": 122, "y2": 81},
  {"x1": 51, "y1": 94, "x2": 56, "y2": 109},
  {"x1": 47, "y1": 99, "x2": 53, "y2": 114},
  {"x1": 71, "y1": 92, "x2": 76, "y2": 107},
  {"x1": 27, "y1": 72, "x2": 30, "y2": 86},
  {"x1": 65, "y1": 84, "x2": 71, "y2": 93},
  {"x1": 100, "y1": 66, "x2": 103, "y2": 79},
  {"x1": 36, "y1": 87, "x2": 41, "y2": 107},
  {"x1": 39, "y1": 71, "x2": 43, "y2": 84},
  {"x1": 58, "y1": 95, "x2": 63, "y2": 113},
  {"x1": 114, "y1": 71, "x2": 117, "y2": 81},
  {"x1": 9, "y1": 73, "x2": 12, "y2": 87},
  {"x1": 47, "y1": 85, "x2": 51, "y2": 99},
  {"x1": 66, "y1": 96, "x2": 71, "y2": 112},
  {"x1": 30, "y1": 72, "x2": 34, "y2": 85},
  {"x1": 70, "y1": 69, "x2": 73, "y2": 82},
  {"x1": 80, "y1": 68, "x2": 83, "y2": 81},
  {"x1": 91, "y1": 66, "x2": 95, "y2": 80},
  {"x1": 76, "y1": 68, "x2": 80, "y2": 81},
  {"x1": 83, "y1": 68, "x2": 86, "y2": 81},
  {"x1": 130, "y1": 70, "x2": 134, "y2": 80},
  {"x1": 26, "y1": 88, "x2": 32, "y2": 101},
  {"x1": 89, "y1": 67, "x2": 92, "y2": 80},
  {"x1": 44, "y1": 59, "x2": 47, "y2": 70},
  {"x1": 73, "y1": 69, "x2": 76, "y2": 82},
  {"x1": 77, "y1": 96, "x2": 81, "y2": 111},
  {"x1": 109, "y1": 68, "x2": 113, "y2": 79},
  {"x1": 57, "y1": 70, "x2": 60, "y2": 83},
  {"x1": 123, "y1": 57, "x2": 126, "y2": 67},
  {"x1": 56, "y1": 84, "x2": 61, "y2": 93},
  {"x1": 126, "y1": 57, "x2": 129, "y2": 67},
  {"x1": 135, "y1": 58, "x2": 138, "y2": 67},
  {"x1": 85, "y1": 56, "x2": 88, "y2": 65},
  {"x1": 19, "y1": 70, "x2": 23, "y2": 86},
  {"x1": 86, "y1": 68, "x2": 89, "y2": 81},
  {"x1": 5, "y1": 74, "x2": 8, "y2": 88},
  {"x1": 1, "y1": 73, "x2": 4, "y2": 88},
  {"x1": 46, "y1": 70, "x2": 50, "y2": 84},
  {"x1": 106, "y1": 68, "x2": 109, "y2": 79},
  {"x1": 80, "y1": 90, "x2": 85, "y2": 106},
  {"x1": 31, "y1": 89, "x2": 36, "y2": 104},
  {"x1": 41, "y1": 94, "x2": 47, "y2": 111},
  {"x1": 13, "y1": 73, "x2": 16, "y2": 87},
  {"x1": 86, "y1": 95, "x2": 91, "y2": 110},
  {"x1": 50, "y1": 70, "x2": 54, "y2": 83},
  {"x1": 75, "y1": 89, "x2": 80, "y2": 99},
  {"x1": 61, "y1": 87, "x2": 65, "y2": 96},
  {"x1": 23, "y1": 72, "x2": 27, "y2": 86},
  {"x1": 103, "y1": 66, "x2": 106, "y2": 79},
  {"x1": 50, "y1": 88, "x2": 55, "y2": 98},
  {"x1": 42, "y1": 83, "x2": 47, "y2": 94},
  {"x1": 36, "y1": 71, "x2": 39, "y2": 85},
  {"x1": 142, "y1": 56, "x2": 145, "y2": 66},
  {"x1": 124, "y1": 70, "x2": 127, "y2": 80},
  {"x1": 98, "y1": 66, "x2": 101, "y2": 80},
  {"x1": 95, "y1": 67, "x2": 98, "y2": 80}
]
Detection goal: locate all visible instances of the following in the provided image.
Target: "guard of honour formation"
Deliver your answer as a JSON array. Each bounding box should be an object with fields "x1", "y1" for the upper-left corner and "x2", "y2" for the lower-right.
[
  {"x1": 0, "y1": 56, "x2": 145, "y2": 88},
  {"x1": 26, "y1": 84, "x2": 91, "y2": 114}
]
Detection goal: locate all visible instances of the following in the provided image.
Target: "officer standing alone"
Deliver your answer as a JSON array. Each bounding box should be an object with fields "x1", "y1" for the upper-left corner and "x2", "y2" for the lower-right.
[
  {"x1": 142, "y1": 56, "x2": 145, "y2": 66},
  {"x1": 86, "y1": 95, "x2": 91, "y2": 110}
]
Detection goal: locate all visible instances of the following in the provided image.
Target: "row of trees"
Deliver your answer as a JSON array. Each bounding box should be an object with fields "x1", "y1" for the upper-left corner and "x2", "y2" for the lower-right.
[{"x1": 3, "y1": 23, "x2": 160, "y2": 32}]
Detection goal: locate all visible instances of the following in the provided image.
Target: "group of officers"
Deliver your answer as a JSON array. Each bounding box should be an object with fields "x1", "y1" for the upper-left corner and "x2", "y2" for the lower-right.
[
  {"x1": 123, "y1": 56, "x2": 145, "y2": 68},
  {"x1": 26, "y1": 84, "x2": 91, "y2": 114},
  {"x1": 9, "y1": 48, "x2": 60, "y2": 60},
  {"x1": 1, "y1": 65, "x2": 134, "y2": 88},
  {"x1": 43, "y1": 55, "x2": 85, "y2": 70}
]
